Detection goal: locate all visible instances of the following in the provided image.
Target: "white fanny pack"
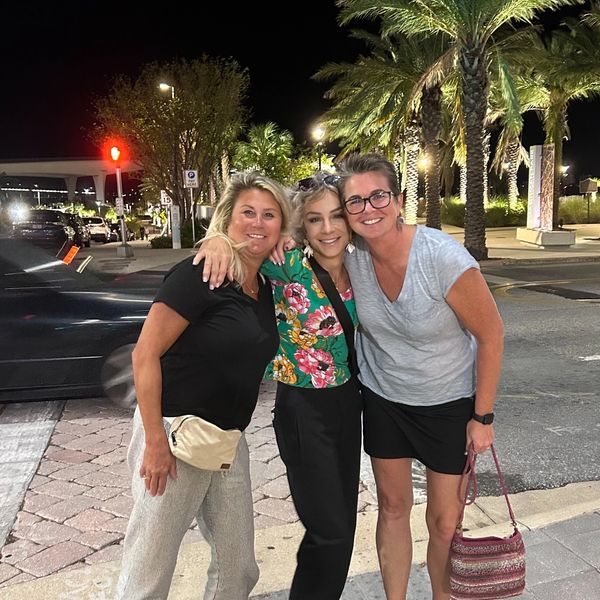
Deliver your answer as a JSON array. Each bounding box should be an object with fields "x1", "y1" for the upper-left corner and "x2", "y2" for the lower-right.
[{"x1": 164, "y1": 415, "x2": 241, "y2": 471}]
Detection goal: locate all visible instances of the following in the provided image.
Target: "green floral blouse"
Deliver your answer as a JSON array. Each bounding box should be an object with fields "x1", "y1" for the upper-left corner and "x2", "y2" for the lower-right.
[{"x1": 261, "y1": 249, "x2": 358, "y2": 389}]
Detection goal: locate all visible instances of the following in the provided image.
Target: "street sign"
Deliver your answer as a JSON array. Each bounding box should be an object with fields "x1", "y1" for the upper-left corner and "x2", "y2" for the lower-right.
[
  {"x1": 115, "y1": 197, "x2": 124, "y2": 216},
  {"x1": 184, "y1": 169, "x2": 199, "y2": 188},
  {"x1": 160, "y1": 190, "x2": 172, "y2": 206}
]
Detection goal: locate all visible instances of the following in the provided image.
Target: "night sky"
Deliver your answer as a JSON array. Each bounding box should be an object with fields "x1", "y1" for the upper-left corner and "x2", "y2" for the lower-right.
[{"x1": 2, "y1": 1, "x2": 599, "y2": 182}]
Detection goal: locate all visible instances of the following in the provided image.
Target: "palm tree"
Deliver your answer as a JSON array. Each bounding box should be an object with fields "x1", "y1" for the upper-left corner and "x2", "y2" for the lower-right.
[
  {"x1": 233, "y1": 122, "x2": 294, "y2": 183},
  {"x1": 338, "y1": 0, "x2": 577, "y2": 259},
  {"x1": 316, "y1": 31, "x2": 452, "y2": 226},
  {"x1": 514, "y1": 10, "x2": 600, "y2": 228}
]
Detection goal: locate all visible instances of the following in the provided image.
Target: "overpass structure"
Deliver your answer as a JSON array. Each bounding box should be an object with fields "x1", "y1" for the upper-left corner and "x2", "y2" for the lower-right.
[{"x1": 0, "y1": 158, "x2": 141, "y2": 203}]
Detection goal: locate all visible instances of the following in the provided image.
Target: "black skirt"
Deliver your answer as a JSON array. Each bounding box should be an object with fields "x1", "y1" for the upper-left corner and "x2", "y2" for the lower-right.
[{"x1": 362, "y1": 384, "x2": 474, "y2": 475}]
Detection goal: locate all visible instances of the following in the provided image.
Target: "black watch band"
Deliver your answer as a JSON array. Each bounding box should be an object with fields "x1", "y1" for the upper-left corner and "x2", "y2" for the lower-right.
[{"x1": 472, "y1": 412, "x2": 494, "y2": 425}]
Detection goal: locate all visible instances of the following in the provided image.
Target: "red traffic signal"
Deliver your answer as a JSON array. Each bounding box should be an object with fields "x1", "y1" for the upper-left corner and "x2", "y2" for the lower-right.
[{"x1": 103, "y1": 138, "x2": 128, "y2": 163}]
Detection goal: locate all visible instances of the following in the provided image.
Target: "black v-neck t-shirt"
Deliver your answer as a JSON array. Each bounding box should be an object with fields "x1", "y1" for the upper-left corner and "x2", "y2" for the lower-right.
[{"x1": 154, "y1": 257, "x2": 278, "y2": 430}]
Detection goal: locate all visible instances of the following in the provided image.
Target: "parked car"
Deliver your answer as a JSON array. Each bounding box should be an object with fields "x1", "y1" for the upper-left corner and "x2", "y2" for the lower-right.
[
  {"x1": 11, "y1": 209, "x2": 76, "y2": 257},
  {"x1": 64, "y1": 213, "x2": 91, "y2": 247},
  {"x1": 0, "y1": 237, "x2": 159, "y2": 408},
  {"x1": 83, "y1": 216, "x2": 111, "y2": 243}
]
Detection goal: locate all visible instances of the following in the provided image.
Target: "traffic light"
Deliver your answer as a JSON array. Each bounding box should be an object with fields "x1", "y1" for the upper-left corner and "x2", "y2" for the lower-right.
[{"x1": 103, "y1": 139, "x2": 128, "y2": 163}]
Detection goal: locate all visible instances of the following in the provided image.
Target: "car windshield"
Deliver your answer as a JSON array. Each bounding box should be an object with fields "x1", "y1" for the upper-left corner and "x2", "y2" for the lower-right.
[{"x1": 84, "y1": 218, "x2": 103, "y2": 224}]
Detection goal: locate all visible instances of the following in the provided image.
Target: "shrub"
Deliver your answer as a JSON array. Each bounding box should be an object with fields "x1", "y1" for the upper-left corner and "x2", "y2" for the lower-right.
[
  {"x1": 441, "y1": 197, "x2": 465, "y2": 227},
  {"x1": 559, "y1": 195, "x2": 600, "y2": 224},
  {"x1": 149, "y1": 218, "x2": 210, "y2": 249},
  {"x1": 440, "y1": 196, "x2": 527, "y2": 228},
  {"x1": 150, "y1": 235, "x2": 174, "y2": 249}
]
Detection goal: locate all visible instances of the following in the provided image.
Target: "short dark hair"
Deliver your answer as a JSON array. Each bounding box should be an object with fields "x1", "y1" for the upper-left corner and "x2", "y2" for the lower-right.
[{"x1": 337, "y1": 153, "x2": 400, "y2": 197}]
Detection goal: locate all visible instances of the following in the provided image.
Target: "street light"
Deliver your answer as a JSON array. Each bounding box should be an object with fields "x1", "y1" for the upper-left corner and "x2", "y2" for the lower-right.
[
  {"x1": 312, "y1": 125, "x2": 325, "y2": 171},
  {"x1": 158, "y1": 82, "x2": 181, "y2": 249},
  {"x1": 417, "y1": 154, "x2": 431, "y2": 171},
  {"x1": 110, "y1": 145, "x2": 134, "y2": 258},
  {"x1": 158, "y1": 82, "x2": 175, "y2": 99}
]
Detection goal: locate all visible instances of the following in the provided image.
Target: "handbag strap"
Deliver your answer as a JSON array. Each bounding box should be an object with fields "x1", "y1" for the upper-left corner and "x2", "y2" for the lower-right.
[
  {"x1": 458, "y1": 443, "x2": 518, "y2": 528},
  {"x1": 308, "y1": 256, "x2": 359, "y2": 376}
]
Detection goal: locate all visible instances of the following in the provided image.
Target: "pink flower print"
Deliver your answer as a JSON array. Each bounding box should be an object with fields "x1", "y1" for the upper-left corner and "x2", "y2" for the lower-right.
[
  {"x1": 283, "y1": 283, "x2": 310, "y2": 314},
  {"x1": 305, "y1": 306, "x2": 342, "y2": 337},
  {"x1": 294, "y1": 348, "x2": 336, "y2": 388},
  {"x1": 340, "y1": 288, "x2": 353, "y2": 302}
]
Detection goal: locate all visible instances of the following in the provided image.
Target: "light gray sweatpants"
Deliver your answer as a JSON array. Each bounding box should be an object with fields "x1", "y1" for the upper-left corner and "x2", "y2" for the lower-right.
[{"x1": 115, "y1": 409, "x2": 259, "y2": 600}]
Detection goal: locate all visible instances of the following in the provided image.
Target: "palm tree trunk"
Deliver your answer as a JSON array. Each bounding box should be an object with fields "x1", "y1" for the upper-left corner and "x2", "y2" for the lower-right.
[
  {"x1": 403, "y1": 119, "x2": 420, "y2": 225},
  {"x1": 421, "y1": 85, "x2": 442, "y2": 229},
  {"x1": 506, "y1": 138, "x2": 520, "y2": 211},
  {"x1": 548, "y1": 110, "x2": 567, "y2": 230},
  {"x1": 442, "y1": 162, "x2": 455, "y2": 200},
  {"x1": 460, "y1": 165, "x2": 467, "y2": 203},
  {"x1": 483, "y1": 131, "x2": 491, "y2": 207},
  {"x1": 461, "y1": 45, "x2": 488, "y2": 260}
]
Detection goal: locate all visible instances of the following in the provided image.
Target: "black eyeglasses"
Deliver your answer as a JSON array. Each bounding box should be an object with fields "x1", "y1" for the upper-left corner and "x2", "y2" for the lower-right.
[
  {"x1": 297, "y1": 174, "x2": 340, "y2": 191},
  {"x1": 343, "y1": 190, "x2": 393, "y2": 214}
]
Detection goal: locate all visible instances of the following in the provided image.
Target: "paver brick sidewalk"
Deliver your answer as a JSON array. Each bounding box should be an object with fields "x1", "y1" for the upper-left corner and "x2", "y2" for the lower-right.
[{"x1": 0, "y1": 382, "x2": 378, "y2": 587}]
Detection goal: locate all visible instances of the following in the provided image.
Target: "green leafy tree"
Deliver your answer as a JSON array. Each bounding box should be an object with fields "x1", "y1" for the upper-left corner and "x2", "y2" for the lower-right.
[
  {"x1": 94, "y1": 57, "x2": 248, "y2": 215},
  {"x1": 338, "y1": 0, "x2": 577, "y2": 259}
]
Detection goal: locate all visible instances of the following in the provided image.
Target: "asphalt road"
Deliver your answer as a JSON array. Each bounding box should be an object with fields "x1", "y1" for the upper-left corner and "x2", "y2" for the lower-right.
[{"x1": 476, "y1": 261, "x2": 600, "y2": 495}]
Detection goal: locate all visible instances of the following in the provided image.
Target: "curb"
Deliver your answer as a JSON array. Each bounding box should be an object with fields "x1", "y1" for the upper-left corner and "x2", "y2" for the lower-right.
[{"x1": 482, "y1": 254, "x2": 600, "y2": 266}]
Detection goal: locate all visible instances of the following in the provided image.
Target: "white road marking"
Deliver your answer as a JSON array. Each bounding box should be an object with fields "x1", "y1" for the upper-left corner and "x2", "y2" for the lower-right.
[{"x1": 578, "y1": 355, "x2": 600, "y2": 361}]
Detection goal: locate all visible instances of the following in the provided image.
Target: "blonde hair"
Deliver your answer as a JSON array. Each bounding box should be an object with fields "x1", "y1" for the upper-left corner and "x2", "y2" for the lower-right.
[{"x1": 203, "y1": 171, "x2": 290, "y2": 283}]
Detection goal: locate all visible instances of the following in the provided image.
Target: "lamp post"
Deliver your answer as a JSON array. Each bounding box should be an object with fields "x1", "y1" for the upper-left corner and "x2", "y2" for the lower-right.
[
  {"x1": 158, "y1": 82, "x2": 181, "y2": 249},
  {"x1": 312, "y1": 125, "x2": 325, "y2": 171},
  {"x1": 110, "y1": 146, "x2": 134, "y2": 258},
  {"x1": 159, "y1": 82, "x2": 175, "y2": 99}
]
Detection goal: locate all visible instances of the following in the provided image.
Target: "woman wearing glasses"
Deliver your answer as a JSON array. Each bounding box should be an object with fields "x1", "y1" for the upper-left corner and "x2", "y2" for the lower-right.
[
  {"x1": 337, "y1": 153, "x2": 504, "y2": 600},
  {"x1": 195, "y1": 174, "x2": 362, "y2": 600}
]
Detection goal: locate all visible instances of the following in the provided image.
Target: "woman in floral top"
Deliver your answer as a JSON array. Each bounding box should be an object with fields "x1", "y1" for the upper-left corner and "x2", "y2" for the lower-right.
[
  {"x1": 196, "y1": 174, "x2": 362, "y2": 600},
  {"x1": 262, "y1": 247, "x2": 357, "y2": 389}
]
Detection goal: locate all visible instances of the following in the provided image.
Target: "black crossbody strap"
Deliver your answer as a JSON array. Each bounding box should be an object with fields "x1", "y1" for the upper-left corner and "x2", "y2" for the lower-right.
[{"x1": 308, "y1": 256, "x2": 359, "y2": 376}]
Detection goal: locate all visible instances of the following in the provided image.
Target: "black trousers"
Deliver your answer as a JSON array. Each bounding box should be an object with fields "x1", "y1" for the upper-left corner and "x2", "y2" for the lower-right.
[{"x1": 272, "y1": 378, "x2": 363, "y2": 600}]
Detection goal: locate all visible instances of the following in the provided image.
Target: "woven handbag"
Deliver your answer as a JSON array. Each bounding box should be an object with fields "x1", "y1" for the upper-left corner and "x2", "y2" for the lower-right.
[{"x1": 450, "y1": 444, "x2": 526, "y2": 599}]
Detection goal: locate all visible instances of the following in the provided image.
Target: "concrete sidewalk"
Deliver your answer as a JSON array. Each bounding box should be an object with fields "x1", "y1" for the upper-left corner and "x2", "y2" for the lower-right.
[{"x1": 0, "y1": 224, "x2": 598, "y2": 598}]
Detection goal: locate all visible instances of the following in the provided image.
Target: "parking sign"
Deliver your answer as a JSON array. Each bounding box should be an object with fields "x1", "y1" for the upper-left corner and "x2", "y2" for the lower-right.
[{"x1": 184, "y1": 169, "x2": 199, "y2": 188}]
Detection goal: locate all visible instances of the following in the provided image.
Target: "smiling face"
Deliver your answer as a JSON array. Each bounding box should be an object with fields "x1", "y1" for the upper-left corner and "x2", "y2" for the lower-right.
[
  {"x1": 227, "y1": 188, "x2": 283, "y2": 261},
  {"x1": 303, "y1": 190, "x2": 351, "y2": 263},
  {"x1": 343, "y1": 171, "x2": 402, "y2": 240}
]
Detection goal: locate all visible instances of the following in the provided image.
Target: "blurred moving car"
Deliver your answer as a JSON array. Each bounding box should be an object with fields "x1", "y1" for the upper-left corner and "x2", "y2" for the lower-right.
[
  {"x1": 64, "y1": 213, "x2": 91, "y2": 248},
  {"x1": 11, "y1": 209, "x2": 76, "y2": 257},
  {"x1": 83, "y1": 216, "x2": 111, "y2": 243},
  {"x1": 0, "y1": 238, "x2": 159, "y2": 408}
]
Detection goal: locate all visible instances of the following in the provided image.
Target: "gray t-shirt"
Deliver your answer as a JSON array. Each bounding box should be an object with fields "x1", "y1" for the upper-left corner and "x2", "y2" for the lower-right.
[{"x1": 345, "y1": 226, "x2": 480, "y2": 406}]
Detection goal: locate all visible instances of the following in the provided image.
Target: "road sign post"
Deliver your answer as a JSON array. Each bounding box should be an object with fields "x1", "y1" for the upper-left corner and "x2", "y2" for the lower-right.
[{"x1": 184, "y1": 170, "x2": 199, "y2": 245}]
